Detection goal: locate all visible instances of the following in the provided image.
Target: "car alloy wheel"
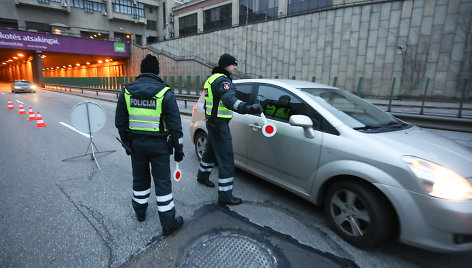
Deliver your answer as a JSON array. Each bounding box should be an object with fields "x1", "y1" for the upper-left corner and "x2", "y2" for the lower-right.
[
  {"x1": 194, "y1": 131, "x2": 207, "y2": 161},
  {"x1": 324, "y1": 180, "x2": 395, "y2": 247}
]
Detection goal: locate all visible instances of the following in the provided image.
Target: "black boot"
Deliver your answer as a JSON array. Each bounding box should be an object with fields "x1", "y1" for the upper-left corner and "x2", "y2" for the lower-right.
[
  {"x1": 135, "y1": 212, "x2": 146, "y2": 222},
  {"x1": 197, "y1": 179, "x2": 215, "y2": 187},
  {"x1": 218, "y1": 197, "x2": 242, "y2": 206},
  {"x1": 162, "y1": 216, "x2": 184, "y2": 236}
]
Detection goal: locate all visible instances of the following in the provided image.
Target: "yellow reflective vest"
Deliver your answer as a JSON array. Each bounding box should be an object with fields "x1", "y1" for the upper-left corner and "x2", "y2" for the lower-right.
[
  {"x1": 204, "y1": 73, "x2": 233, "y2": 119},
  {"x1": 124, "y1": 87, "x2": 170, "y2": 132}
]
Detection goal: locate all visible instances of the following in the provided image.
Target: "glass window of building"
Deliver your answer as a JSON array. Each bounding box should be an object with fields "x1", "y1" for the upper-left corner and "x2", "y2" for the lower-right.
[
  {"x1": 146, "y1": 20, "x2": 157, "y2": 31},
  {"x1": 239, "y1": 0, "x2": 278, "y2": 24},
  {"x1": 112, "y1": 0, "x2": 145, "y2": 18},
  {"x1": 70, "y1": 0, "x2": 106, "y2": 13},
  {"x1": 179, "y1": 13, "x2": 197, "y2": 37},
  {"x1": 203, "y1": 4, "x2": 232, "y2": 32},
  {"x1": 287, "y1": 0, "x2": 332, "y2": 16}
]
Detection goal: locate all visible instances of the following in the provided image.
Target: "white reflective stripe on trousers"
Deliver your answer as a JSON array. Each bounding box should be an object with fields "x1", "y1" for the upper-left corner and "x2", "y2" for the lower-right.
[
  {"x1": 156, "y1": 193, "x2": 173, "y2": 203},
  {"x1": 133, "y1": 197, "x2": 149, "y2": 204},
  {"x1": 157, "y1": 201, "x2": 175, "y2": 212},
  {"x1": 133, "y1": 188, "x2": 151, "y2": 196},
  {"x1": 219, "y1": 185, "x2": 233, "y2": 192}
]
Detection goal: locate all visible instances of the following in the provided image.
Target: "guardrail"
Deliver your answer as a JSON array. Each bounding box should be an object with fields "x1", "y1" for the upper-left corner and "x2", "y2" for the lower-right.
[{"x1": 43, "y1": 84, "x2": 201, "y2": 108}]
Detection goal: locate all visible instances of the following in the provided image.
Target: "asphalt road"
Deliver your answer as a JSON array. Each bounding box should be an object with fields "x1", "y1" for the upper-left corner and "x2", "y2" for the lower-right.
[{"x1": 0, "y1": 86, "x2": 471, "y2": 267}]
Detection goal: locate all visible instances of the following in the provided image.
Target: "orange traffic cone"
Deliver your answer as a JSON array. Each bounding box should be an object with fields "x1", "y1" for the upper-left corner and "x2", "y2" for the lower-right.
[
  {"x1": 27, "y1": 107, "x2": 36, "y2": 121},
  {"x1": 18, "y1": 103, "x2": 27, "y2": 115},
  {"x1": 7, "y1": 99, "x2": 15, "y2": 110},
  {"x1": 35, "y1": 112, "x2": 47, "y2": 128}
]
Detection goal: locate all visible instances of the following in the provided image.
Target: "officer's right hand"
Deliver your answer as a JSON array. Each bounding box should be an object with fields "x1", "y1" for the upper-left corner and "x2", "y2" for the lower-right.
[
  {"x1": 246, "y1": 104, "x2": 263, "y2": 114},
  {"x1": 174, "y1": 151, "x2": 184, "y2": 162}
]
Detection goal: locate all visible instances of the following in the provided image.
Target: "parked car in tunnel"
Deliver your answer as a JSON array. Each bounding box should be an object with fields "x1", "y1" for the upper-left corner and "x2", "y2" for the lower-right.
[
  {"x1": 11, "y1": 80, "x2": 36, "y2": 93},
  {"x1": 190, "y1": 79, "x2": 472, "y2": 253}
]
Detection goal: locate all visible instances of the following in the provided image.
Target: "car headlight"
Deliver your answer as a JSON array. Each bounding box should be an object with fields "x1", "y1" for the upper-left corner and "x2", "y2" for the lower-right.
[
  {"x1": 15, "y1": 85, "x2": 21, "y2": 89},
  {"x1": 30, "y1": 85, "x2": 36, "y2": 89},
  {"x1": 402, "y1": 156, "x2": 472, "y2": 201}
]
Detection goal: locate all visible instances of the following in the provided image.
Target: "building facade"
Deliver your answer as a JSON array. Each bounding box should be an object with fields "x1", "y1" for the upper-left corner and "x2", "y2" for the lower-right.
[{"x1": 148, "y1": 0, "x2": 472, "y2": 99}]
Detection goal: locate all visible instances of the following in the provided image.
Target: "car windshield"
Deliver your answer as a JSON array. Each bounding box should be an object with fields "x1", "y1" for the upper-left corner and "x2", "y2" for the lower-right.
[
  {"x1": 301, "y1": 88, "x2": 410, "y2": 132},
  {"x1": 16, "y1": 80, "x2": 30, "y2": 83}
]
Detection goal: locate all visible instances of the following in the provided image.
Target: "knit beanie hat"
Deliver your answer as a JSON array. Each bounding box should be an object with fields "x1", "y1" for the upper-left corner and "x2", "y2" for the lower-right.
[
  {"x1": 218, "y1": 53, "x2": 238, "y2": 68},
  {"x1": 140, "y1": 54, "x2": 160, "y2": 74}
]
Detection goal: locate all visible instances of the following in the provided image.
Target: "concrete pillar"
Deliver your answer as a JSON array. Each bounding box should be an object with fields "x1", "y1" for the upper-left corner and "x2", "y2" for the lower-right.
[
  {"x1": 278, "y1": 0, "x2": 288, "y2": 17},
  {"x1": 197, "y1": 9, "x2": 203, "y2": 33},
  {"x1": 232, "y1": 0, "x2": 239, "y2": 26},
  {"x1": 32, "y1": 52, "x2": 43, "y2": 86}
]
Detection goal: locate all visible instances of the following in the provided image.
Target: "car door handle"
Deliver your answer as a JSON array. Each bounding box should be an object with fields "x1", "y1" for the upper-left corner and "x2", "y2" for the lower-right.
[{"x1": 249, "y1": 123, "x2": 262, "y2": 130}]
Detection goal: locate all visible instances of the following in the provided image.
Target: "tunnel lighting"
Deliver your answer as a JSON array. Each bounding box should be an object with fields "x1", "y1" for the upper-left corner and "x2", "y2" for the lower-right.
[
  {"x1": 8, "y1": 59, "x2": 13, "y2": 62},
  {"x1": 109, "y1": 59, "x2": 113, "y2": 61},
  {"x1": 2, "y1": 63, "x2": 6, "y2": 65},
  {"x1": 86, "y1": 62, "x2": 91, "y2": 65},
  {"x1": 98, "y1": 60, "x2": 103, "y2": 63},
  {"x1": 63, "y1": 66, "x2": 66, "y2": 68},
  {"x1": 98, "y1": 33, "x2": 101, "y2": 36},
  {"x1": 56, "y1": 67, "x2": 59, "y2": 69},
  {"x1": 76, "y1": 63, "x2": 80, "y2": 66},
  {"x1": 105, "y1": 59, "x2": 110, "y2": 62},
  {"x1": 13, "y1": 57, "x2": 18, "y2": 59},
  {"x1": 41, "y1": 55, "x2": 46, "y2": 58},
  {"x1": 68, "y1": 65, "x2": 72, "y2": 67},
  {"x1": 18, "y1": 53, "x2": 24, "y2": 57}
]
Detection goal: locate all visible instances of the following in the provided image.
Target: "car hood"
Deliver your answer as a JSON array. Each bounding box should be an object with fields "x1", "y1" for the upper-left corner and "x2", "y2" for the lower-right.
[{"x1": 371, "y1": 126, "x2": 472, "y2": 177}]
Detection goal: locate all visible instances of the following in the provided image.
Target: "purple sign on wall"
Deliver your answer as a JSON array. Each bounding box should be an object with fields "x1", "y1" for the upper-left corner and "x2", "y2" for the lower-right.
[{"x1": 0, "y1": 28, "x2": 129, "y2": 57}]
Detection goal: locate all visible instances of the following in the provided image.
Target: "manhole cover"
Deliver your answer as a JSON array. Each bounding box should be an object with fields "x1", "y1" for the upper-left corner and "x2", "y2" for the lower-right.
[{"x1": 181, "y1": 231, "x2": 277, "y2": 268}]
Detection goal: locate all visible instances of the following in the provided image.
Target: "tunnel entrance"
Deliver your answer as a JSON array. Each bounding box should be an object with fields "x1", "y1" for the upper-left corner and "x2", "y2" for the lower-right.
[{"x1": 0, "y1": 28, "x2": 129, "y2": 86}]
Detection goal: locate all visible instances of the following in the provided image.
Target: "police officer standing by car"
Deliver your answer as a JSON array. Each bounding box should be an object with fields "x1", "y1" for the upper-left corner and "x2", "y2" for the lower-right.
[
  {"x1": 115, "y1": 54, "x2": 184, "y2": 236},
  {"x1": 197, "y1": 53, "x2": 263, "y2": 206}
]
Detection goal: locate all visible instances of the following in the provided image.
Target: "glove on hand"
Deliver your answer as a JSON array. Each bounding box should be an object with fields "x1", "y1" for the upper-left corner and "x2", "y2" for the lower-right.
[
  {"x1": 246, "y1": 104, "x2": 263, "y2": 114},
  {"x1": 174, "y1": 151, "x2": 185, "y2": 162}
]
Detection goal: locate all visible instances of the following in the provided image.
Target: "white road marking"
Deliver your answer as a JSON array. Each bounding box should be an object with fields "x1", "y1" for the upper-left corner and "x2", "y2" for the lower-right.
[
  {"x1": 15, "y1": 100, "x2": 23, "y2": 104},
  {"x1": 59, "y1": 122, "x2": 91, "y2": 138}
]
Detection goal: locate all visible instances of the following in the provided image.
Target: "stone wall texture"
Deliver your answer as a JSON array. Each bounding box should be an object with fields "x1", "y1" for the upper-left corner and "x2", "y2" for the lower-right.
[{"x1": 145, "y1": 0, "x2": 471, "y2": 99}]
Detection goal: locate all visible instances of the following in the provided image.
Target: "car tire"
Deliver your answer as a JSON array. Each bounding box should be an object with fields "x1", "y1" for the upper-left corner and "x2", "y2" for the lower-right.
[
  {"x1": 324, "y1": 180, "x2": 395, "y2": 247},
  {"x1": 194, "y1": 131, "x2": 207, "y2": 161}
]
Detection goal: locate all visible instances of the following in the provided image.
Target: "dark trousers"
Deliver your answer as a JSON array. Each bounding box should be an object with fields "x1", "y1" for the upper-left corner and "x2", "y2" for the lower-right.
[
  {"x1": 130, "y1": 135, "x2": 175, "y2": 227},
  {"x1": 197, "y1": 122, "x2": 235, "y2": 202}
]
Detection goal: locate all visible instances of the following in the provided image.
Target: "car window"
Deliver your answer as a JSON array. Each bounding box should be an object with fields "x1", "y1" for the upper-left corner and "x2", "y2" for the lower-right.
[
  {"x1": 234, "y1": 83, "x2": 252, "y2": 102},
  {"x1": 255, "y1": 84, "x2": 338, "y2": 134}
]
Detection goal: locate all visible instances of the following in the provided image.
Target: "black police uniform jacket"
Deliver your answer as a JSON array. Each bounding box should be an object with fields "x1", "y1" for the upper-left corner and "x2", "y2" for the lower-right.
[{"x1": 115, "y1": 73, "x2": 183, "y2": 153}]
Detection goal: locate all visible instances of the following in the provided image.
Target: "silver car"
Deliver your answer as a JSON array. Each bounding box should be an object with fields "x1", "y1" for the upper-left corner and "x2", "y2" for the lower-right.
[
  {"x1": 190, "y1": 79, "x2": 472, "y2": 253},
  {"x1": 11, "y1": 80, "x2": 36, "y2": 93}
]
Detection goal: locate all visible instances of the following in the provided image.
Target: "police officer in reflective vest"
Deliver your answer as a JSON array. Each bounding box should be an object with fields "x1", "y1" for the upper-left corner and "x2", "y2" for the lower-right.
[
  {"x1": 115, "y1": 54, "x2": 184, "y2": 236},
  {"x1": 197, "y1": 53, "x2": 263, "y2": 206}
]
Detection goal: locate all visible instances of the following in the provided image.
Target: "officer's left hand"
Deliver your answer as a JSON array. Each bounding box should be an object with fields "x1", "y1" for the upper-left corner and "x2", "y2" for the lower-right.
[
  {"x1": 247, "y1": 104, "x2": 263, "y2": 114},
  {"x1": 174, "y1": 151, "x2": 185, "y2": 162}
]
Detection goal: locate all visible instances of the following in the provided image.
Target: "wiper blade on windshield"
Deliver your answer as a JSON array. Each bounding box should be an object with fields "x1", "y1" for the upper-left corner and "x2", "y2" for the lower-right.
[{"x1": 353, "y1": 125, "x2": 382, "y2": 130}]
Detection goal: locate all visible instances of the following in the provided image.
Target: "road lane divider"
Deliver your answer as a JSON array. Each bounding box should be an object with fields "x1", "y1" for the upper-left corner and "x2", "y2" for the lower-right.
[{"x1": 59, "y1": 122, "x2": 90, "y2": 138}]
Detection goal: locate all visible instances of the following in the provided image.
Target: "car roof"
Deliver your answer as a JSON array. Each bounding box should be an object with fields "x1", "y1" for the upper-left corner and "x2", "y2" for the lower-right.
[{"x1": 233, "y1": 78, "x2": 338, "y2": 90}]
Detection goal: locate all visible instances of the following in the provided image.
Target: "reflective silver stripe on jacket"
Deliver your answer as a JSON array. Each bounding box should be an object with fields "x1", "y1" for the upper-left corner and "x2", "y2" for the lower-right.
[
  {"x1": 129, "y1": 121, "x2": 160, "y2": 129},
  {"x1": 129, "y1": 114, "x2": 160, "y2": 122},
  {"x1": 217, "y1": 110, "x2": 233, "y2": 116},
  {"x1": 233, "y1": 100, "x2": 242, "y2": 110}
]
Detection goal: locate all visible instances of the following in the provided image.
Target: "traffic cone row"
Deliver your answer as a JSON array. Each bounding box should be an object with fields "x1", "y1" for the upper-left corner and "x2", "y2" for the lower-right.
[{"x1": 7, "y1": 100, "x2": 47, "y2": 128}]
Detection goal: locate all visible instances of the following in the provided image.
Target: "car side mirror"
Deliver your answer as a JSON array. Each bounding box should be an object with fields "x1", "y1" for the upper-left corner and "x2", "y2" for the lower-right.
[{"x1": 289, "y1": 115, "x2": 315, "y2": 139}]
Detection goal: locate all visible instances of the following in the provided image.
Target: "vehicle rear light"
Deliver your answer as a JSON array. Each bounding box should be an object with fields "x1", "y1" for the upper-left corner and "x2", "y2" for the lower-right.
[
  {"x1": 453, "y1": 234, "x2": 472, "y2": 244},
  {"x1": 192, "y1": 104, "x2": 197, "y2": 117}
]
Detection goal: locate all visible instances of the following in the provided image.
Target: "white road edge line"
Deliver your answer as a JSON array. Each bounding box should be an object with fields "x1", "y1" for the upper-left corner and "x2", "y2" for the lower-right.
[
  {"x1": 15, "y1": 100, "x2": 23, "y2": 104},
  {"x1": 59, "y1": 122, "x2": 91, "y2": 138}
]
